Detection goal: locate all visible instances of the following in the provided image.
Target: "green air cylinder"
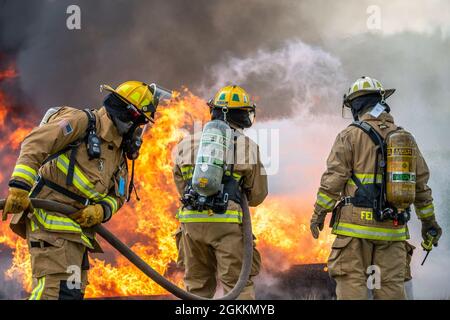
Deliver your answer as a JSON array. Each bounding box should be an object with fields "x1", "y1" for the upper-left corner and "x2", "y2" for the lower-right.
[{"x1": 192, "y1": 120, "x2": 233, "y2": 197}]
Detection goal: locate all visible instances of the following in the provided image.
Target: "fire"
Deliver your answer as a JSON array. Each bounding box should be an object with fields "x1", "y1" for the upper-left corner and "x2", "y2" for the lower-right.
[
  {"x1": 0, "y1": 63, "x2": 332, "y2": 298},
  {"x1": 85, "y1": 90, "x2": 210, "y2": 297},
  {"x1": 253, "y1": 196, "x2": 333, "y2": 272}
]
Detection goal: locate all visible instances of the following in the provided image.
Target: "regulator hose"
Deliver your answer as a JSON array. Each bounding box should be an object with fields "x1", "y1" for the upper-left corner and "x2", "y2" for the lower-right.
[{"x1": 0, "y1": 194, "x2": 254, "y2": 300}]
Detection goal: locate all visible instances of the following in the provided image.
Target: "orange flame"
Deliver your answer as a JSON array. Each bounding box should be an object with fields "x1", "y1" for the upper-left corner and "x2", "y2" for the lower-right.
[{"x1": 0, "y1": 65, "x2": 332, "y2": 298}]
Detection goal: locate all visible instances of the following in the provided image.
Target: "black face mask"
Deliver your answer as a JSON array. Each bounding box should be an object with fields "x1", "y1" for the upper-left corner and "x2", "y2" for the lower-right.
[
  {"x1": 104, "y1": 93, "x2": 134, "y2": 123},
  {"x1": 350, "y1": 93, "x2": 390, "y2": 120},
  {"x1": 211, "y1": 108, "x2": 253, "y2": 128},
  {"x1": 104, "y1": 93, "x2": 149, "y2": 134}
]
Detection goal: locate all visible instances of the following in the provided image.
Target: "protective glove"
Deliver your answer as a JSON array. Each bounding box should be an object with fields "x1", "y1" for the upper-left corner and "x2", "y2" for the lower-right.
[
  {"x1": 421, "y1": 217, "x2": 442, "y2": 246},
  {"x1": 72, "y1": 204, "x2": 104, "y2": 228},
  {"x1": 2, "y1": 187, "x2": 33, "y2": 221},
  {"x1": 310, "y1": 211, "x2": 327, "y2": 239}
]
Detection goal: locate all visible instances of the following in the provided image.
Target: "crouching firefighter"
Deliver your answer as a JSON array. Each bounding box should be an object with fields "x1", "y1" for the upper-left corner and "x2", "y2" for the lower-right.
[
  {"x1": 173, "y1": 85, "x2": 268, "y2": 299},
  {"x1": 1, "y1": 80, "x2": 171, "y2": 300},
  {"x1": 310, "y1": 76, "x2": 442, "y2": 300}
]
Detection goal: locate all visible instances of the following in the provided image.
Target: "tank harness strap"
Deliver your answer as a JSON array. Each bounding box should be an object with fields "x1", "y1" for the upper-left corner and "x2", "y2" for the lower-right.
[
  {"x1": 347, "y1": 121, "x2": 386, "y2": 213},
  {"x1": 350, "y1": 173, "x2": 372, "y2": 200},
  {"x1": 350, "y1": 121, "x2": 383, "y2": 147},
  {"x1": 30, "y1": 176, "x2": 90, "y2": 206},
  {"x1": 228, "y1": 134, "x2": 238, "y2": 179},
  {"x1": 30, "y1": 109, "x2": 98, "y2": 206}
]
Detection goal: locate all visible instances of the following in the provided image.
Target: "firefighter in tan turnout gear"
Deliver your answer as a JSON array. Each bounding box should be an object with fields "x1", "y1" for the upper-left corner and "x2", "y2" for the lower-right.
[
  {"x1": 173, "y1": 85, "x2": 268, "y2": 299},
  {"x1": 310, "y1": 76, "x2": 442, "y2": 300},
  {"x1": 1, "y1": 81, "x2": 170, "y2": 300}
]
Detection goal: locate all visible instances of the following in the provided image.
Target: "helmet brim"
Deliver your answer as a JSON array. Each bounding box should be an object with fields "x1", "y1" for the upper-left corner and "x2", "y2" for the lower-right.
[
  {"x1": 101, "y1": 84, "x2": 154, "y2": 121},
  {"x1": 346, "y1": 88, "x2": 396, "y2": 102},
  {"x1": 209, "y1": 104, "x2": 256, "y2": 110}
]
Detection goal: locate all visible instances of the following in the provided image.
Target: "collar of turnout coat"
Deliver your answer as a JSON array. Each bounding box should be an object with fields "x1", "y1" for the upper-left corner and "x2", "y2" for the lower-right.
[
  {"x1": 359, "y1": 111, "x2": 395, "y2": 124},
  {"x1": 97, "y1": 107, "x2": 123, "y2": 148}
]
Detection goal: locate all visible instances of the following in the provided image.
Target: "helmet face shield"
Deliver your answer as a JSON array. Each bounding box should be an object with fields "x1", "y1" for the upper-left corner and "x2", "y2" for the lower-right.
[{"x1": 149, "y1": 83, "x2": 173, "y2": 107}]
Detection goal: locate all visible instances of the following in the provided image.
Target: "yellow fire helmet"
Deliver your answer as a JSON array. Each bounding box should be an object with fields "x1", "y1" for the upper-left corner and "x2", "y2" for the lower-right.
[
  {"x1": 343, "y1": 76, "x2": 395, "y2": 108},
  {"x1": 101, "y1": 81, "x2": 173, "y2": 121},
  {"x1": 208, "y1": 85, "x2": 256, "y2": 110}
]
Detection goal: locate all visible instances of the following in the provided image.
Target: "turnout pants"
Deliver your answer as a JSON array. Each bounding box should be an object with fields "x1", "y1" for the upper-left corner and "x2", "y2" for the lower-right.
[
  {"x1": 327, "y1": 235, "x2": 408, "y2": 300},
  {"x1": 176, "y1": 222, "x2": 261, "y2": 299},
  {"x1": 26, "y1": 219, "x2": 89, "y2": 300}
]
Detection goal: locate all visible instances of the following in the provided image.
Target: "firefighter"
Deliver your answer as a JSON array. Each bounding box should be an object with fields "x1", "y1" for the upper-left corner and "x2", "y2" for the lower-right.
[
  {"x1": 1, "y1": 81, "x2": 166, "y2": 300},
  {"x1": 310, "y1": 76, "x2": 442, "y2": 300},
  {"x1": 173, "y1": 85, "x2": 268, "y2": 299}
]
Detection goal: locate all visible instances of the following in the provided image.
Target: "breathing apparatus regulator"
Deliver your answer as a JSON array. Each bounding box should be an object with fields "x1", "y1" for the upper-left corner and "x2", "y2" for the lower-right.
[
  {"x1": 342, "y1": 77, "x2": 417, "y2": 226},
  {"x1": 182, "y1": 85, "x2": 255, "y2": 214}
]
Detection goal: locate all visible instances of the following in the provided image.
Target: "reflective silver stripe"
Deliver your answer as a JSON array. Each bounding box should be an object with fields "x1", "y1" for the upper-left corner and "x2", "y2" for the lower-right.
[
  {"x1": 333, "y1": 223, "x2": 408, "y2": 241},
  {"x1": 347, "y1": 173, "x2": 382, "y2": 186},
  {"x1": 316, "y1": 192, "x2": 336, "y2": 210},
  {"x1": 416, "y1": 204, "x2": 434, "y2": 218},
  {"x1": 13, "y1": 167, "x2": 37, "y2": 181},
  {"x1": 178, "y1": 213, "x2": 242, "y2": 220},
  {"x1": 56, "y1": 156, "x2": 104, "y2": 200},
  {"x1": 34, "y1": 209, "x2": 82, "y2": 233}
]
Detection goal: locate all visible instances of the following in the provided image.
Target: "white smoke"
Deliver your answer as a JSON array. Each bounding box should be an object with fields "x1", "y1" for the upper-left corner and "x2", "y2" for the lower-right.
[{"x1": 205, "y1": 40, "x2": 348, "y2": 120}]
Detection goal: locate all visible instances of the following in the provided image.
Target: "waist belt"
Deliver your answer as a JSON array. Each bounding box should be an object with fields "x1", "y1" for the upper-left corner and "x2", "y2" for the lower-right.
[{"x1": 30, "y1": 176, "x2": 91, "y2": 206}]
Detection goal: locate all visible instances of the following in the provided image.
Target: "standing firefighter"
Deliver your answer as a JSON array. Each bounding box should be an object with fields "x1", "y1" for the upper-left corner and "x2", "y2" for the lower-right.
[
  {"x1": 173, "y1": 85, "x2": 268, "y2": 299},
  {"x1": 310, "y1": 76, "x2": 442, "y2": 300},
  {"x1": 1, "y1": 81, "x2": 170, "y2": 300}
]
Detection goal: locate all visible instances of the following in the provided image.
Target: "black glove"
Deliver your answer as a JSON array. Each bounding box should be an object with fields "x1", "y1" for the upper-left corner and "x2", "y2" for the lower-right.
[
  {"x1": 310, "y1": 212, "x2": 326, "y2": 239},
  {"x1": 421, "y1": 218, "x2": 442, "y2": 246}
]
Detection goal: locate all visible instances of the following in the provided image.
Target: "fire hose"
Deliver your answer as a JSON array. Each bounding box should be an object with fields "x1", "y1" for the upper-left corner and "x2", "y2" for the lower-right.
[{"x1": 0, "y1": 195, "x2": 253, "y2": 300}]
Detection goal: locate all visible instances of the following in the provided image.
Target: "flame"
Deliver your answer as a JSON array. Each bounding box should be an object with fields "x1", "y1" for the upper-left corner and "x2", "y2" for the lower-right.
[{"x1": 0, "y1": 63, "x2": 332, "y2": 298}]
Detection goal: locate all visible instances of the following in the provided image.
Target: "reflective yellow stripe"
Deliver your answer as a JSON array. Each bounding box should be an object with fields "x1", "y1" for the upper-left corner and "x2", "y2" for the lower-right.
[
  {"x1": 34, "y1": 208, "x2": 82, "y2": 233},
  {"x1": 29, "y1": 276, "x2": 45, "y2": 300},
  {"x1": 12, "y1": 164, "x2": 38, "y2": 185},
  {"x1": 34, "y1": 209, "x2": 93, "y2": 248},
  {"x1": 181, "y1": 166, "x2": 193, "y2": 173},
  {"x1": 347, "y1": 173, "x2": 383, "y2": 186},
  {"x1": 30, "y1": 220, "x2": 39, "y2": 232},
  {"x1": 181, "y1": 166, "x2": 194, "y2": 180},
  {"x1": 56, "y1": 154, "x2": 105, "y2": 201},
  {"x1": 102, "y1": 196, "x2": 118, "y2": 213},
  {"x1": 177, "y1": 209, "x2": 243, "y2": 223},
  {"x1": 224, "y1": 170, "x2": 242, "y2": 181},
  {"x1": 416, "y1": 203, "x2": 434, "y2": 219},
  {"x1": 316, "y1": 191, "x2": 336, "y2": 210},
  {"x1": 80, "y1": 233, "x2": 94, "y2": 248},
  {"x1": 333, "y1": 222, "x2": 408, "y2": 241}
]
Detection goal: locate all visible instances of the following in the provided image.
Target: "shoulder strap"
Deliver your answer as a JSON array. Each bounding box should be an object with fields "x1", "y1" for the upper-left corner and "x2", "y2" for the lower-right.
[
  {"x1": 349, "y1": 120, "x2": 387, "y2": 213},
  {"x1": 228, "y1": 134, "x2": 238, "y2": 177},
  {"x1": 82, "y1": 109, "x2": 96, "y2": 133},
  {"x1": 350, "y1": 121, "x2": 384, "y2": 147},
  {"x1": 44, "y1": 109, "x2": 95, "y2": 186}
]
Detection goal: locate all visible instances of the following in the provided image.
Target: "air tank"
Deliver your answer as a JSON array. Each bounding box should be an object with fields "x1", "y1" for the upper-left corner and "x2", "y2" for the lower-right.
[
  {"x1": 386, "y1": 129, "x2": 417, "y2": 211},
  {"x1": 192, "y1": 120, "x2": 233, "y2": 197}
]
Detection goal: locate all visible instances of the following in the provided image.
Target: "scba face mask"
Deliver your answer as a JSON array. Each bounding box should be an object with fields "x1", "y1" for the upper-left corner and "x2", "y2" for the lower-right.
[
  {"x1": 122, "y1": 125, "x2": 146, "y2": 160},
  {"x1": 211, "y1": 108, "x2": 255, "y2": 129}
]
